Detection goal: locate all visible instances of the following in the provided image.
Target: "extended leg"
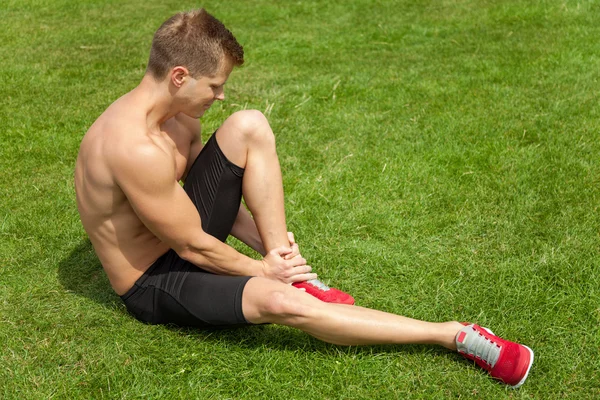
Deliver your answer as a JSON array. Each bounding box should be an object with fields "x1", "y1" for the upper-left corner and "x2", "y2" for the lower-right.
[
  {"x1": 243, "y1": 277, "x2": 462, "y2": 347},
  {"x1": 241, "y1": 277, "x2": 535, "y2": 388}
]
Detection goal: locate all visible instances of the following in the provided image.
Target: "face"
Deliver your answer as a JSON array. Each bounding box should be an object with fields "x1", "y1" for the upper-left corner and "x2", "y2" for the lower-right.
[{"x1": 173, "y1": 59, "x2": 233, "y2": 118}]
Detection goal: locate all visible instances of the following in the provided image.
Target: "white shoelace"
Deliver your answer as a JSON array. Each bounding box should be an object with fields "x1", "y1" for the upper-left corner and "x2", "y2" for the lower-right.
[
  {"x1": 306, "y1": 279, "x2": 330, "y2": 291},
  {"x1": 458, "y1": 325, "x2": 501, "y2": 367}
]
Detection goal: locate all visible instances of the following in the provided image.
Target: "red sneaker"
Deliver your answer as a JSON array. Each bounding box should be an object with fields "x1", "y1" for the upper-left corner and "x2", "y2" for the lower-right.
[
  {"x1": 456, "y1": 323, "x2": 534, "y2": 388},
  {"x1": 292, "y1": 279, "x2": 355, "y2": 305}
]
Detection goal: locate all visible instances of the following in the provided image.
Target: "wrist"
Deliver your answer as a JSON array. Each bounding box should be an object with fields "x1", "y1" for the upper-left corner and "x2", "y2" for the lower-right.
[{"x1": 256, "y1": 259, "x2": 268, "y2": 278}]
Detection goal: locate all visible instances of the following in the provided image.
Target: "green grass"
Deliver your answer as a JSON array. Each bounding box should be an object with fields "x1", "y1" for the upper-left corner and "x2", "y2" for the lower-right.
[{"x1": 2, "y1": 0, "x2": 600, "y2": 398}]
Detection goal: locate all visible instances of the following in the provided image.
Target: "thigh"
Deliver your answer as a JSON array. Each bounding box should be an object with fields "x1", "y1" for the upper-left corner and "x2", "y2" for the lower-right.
[
  {"x1": 184, "y1": 132, "x2": 244, "y2": 242},
  {"x1": 124, "y1": 252, "x2": 253, "y2": 327},
  {"x1": 153, "y1": 267, "x2": 253, "y2": 327}
]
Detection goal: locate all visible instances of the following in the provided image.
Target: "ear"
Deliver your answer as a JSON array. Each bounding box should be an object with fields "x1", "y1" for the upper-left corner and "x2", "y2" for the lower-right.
[{"x1": 170, "y1": 66, "x2": 189, "y2": 88}]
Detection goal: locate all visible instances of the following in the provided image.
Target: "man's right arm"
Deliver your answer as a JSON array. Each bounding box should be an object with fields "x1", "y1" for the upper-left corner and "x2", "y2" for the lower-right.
[{"x1": 111, "y1": 142, "x2": 314, "y2": 282}]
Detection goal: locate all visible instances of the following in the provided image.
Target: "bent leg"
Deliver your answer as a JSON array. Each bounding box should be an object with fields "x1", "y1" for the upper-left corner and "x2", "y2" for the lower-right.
[
  {"x1": 215, "y1": 110, "x2": 290, "y2": 251},
  {"x1": 184, "y1": 132, "x2": 244, "y2": 242},
  {"x1": 242, "y1": 277, "x2": 462, "y2": 348},
  {"x1": 215, "y1": 111, "x2": 355, "y2": 304}
]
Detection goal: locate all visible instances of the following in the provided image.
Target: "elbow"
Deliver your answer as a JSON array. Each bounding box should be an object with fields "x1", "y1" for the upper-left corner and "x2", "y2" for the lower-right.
[
  {"x1": 175, "y1": 234, "x2": 213, "y2": 263},
  {"x1": 176, "y1": 246, "x2": 195, "y2": 263},
  {"x1": 177, "y1": 244, "x2": 201, "y2": 263}
]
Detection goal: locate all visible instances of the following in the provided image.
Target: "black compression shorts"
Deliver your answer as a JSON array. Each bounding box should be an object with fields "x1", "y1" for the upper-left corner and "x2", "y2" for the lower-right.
[{"x1": 120, "y1": 132, "x2": 252, "y2": 327}]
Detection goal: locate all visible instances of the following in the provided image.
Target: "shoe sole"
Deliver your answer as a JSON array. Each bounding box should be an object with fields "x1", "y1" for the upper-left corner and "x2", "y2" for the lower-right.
[{"x1": 511, "y1": 345, "x2": 534, "y2": 389}]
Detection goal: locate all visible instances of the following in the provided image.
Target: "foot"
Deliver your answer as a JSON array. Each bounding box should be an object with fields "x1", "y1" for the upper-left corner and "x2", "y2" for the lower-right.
[
  {"x1": 292, "y1": 279, "x2": 355, "y2": 305},
  {"x1": 455, "y1": 323, "x2": 534, "y2": 388}
]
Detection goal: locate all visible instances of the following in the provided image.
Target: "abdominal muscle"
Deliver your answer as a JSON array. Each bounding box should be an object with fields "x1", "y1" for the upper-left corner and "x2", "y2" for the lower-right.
[{"x1": 88, "y1": 212, "x2": 170, "y2": 296}]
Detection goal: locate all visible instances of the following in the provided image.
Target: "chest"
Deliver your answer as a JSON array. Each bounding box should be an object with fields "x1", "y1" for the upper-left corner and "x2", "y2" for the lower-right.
[
  {"x1": 161, "y1": 121, "x2": 194, "y2": 181},
  {"x1": 174, "y1": 145, "x2": 190, "y2": 182},
  {"x1": 168, "y1": 136, "x2": 192, "y2": 181}
]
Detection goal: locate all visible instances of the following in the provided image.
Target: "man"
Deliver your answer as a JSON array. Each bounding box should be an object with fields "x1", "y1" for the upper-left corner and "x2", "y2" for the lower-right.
[{"x1": 75, "y1": 9, "x2": 534, "y2": 388}]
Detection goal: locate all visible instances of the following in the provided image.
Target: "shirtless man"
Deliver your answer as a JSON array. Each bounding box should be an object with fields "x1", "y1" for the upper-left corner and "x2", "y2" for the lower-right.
[{"x1": 75, "y1": 9, "x2": 534, "y2": 387}]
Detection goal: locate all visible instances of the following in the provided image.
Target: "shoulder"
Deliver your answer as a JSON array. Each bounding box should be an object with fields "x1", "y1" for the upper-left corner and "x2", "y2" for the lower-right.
[
  {"x1": 108, "y1": 130, "x2": 178, "y2": 191},
  {"x1": 112, "y1": 135, "x2": 173, "y2": 167}
]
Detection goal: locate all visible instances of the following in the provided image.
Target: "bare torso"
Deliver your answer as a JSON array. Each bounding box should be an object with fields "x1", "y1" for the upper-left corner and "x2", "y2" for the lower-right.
[{"x1": 75, "y1": 92, "x2": 202, "y2": 295}]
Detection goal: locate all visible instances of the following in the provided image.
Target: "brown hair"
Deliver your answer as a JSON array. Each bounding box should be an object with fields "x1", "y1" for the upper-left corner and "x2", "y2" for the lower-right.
[{"x1": 146, "y1": 9, "x2": 244, "y2": 80}]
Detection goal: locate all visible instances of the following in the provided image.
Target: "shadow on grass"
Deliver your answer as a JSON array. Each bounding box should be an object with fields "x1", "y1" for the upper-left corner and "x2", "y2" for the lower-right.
[
  {"x1": 57, "y1": 240, "x2": 446, "y2": 358},
  {"x1": 171, "y1": 323, "x2": 447, "y2": 359},
  {"x1": 57, "y1": 239, "x2": 122, "y2": 309}
]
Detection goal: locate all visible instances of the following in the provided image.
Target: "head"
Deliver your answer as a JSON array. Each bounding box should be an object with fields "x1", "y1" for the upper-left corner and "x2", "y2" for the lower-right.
[{"x1": 146, "y1": 9, "x2": 244, "y2": 117}]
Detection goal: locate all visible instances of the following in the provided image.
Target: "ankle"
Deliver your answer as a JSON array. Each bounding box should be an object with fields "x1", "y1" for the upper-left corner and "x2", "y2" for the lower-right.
[{"x1": 437, "y1": 321, "x2": 463, "y2": 350}]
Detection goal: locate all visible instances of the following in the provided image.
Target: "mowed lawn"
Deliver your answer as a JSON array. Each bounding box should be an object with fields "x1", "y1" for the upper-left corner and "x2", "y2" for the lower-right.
[{"x1": 1, "y1": 0, "x2": 599, "y2": 398}]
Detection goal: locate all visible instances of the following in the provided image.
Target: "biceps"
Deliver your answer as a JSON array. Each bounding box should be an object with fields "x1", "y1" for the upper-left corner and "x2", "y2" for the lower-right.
[{"x1": 126, "y1": 183, "x2": 204, "y2": 251}]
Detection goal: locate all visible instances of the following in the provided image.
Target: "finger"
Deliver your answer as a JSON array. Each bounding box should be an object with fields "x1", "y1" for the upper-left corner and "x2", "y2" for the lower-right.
[
  {"x1": 271, "y1": 246, "x2": 292, "y2": 257},
  {"x1": 284, "y1": 244, "x2": 300, "y2": 260},
  {"x1": 285, "y1": 256, "x2": 307, "y2": 268},
  {"x1": 284, "y1": 253, "x2": 303, "y2": 261},
  {"x1": 291, "y1": 264, "x2": 312, "y2": 275},
  {"x1": 289, "y1": 273, "x2": 319, "y2": 283},
  {"x1": 287, "y1": 232, "x2": 295, "y2": 244},
  {"x1": 283, "y1": 265, "x2": 312, "y2": 280}
]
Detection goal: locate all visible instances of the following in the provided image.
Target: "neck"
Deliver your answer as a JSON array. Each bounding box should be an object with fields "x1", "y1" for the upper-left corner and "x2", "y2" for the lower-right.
[{"x1": 133, "y1": 74, "x2": 180, "y2": 131}]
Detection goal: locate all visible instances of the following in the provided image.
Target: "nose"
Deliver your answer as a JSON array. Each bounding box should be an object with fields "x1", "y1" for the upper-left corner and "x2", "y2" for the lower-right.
[{"x1": 215, "y1": 87, "x2": 225, "y2": 101}]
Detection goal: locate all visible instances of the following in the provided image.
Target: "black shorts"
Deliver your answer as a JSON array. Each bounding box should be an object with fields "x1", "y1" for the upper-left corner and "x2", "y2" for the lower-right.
[{"x1": 120, "y1": 132, "x2": 252, "y2": 327}]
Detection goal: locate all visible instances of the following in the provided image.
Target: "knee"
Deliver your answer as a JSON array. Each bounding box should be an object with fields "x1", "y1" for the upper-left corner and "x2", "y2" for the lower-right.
[
  {"x1": 226, "y1": 110, "x2": 274, "y2": 145},
  {"x1": 262, "y1": 289, "x2": 311, "y2": 321}
]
